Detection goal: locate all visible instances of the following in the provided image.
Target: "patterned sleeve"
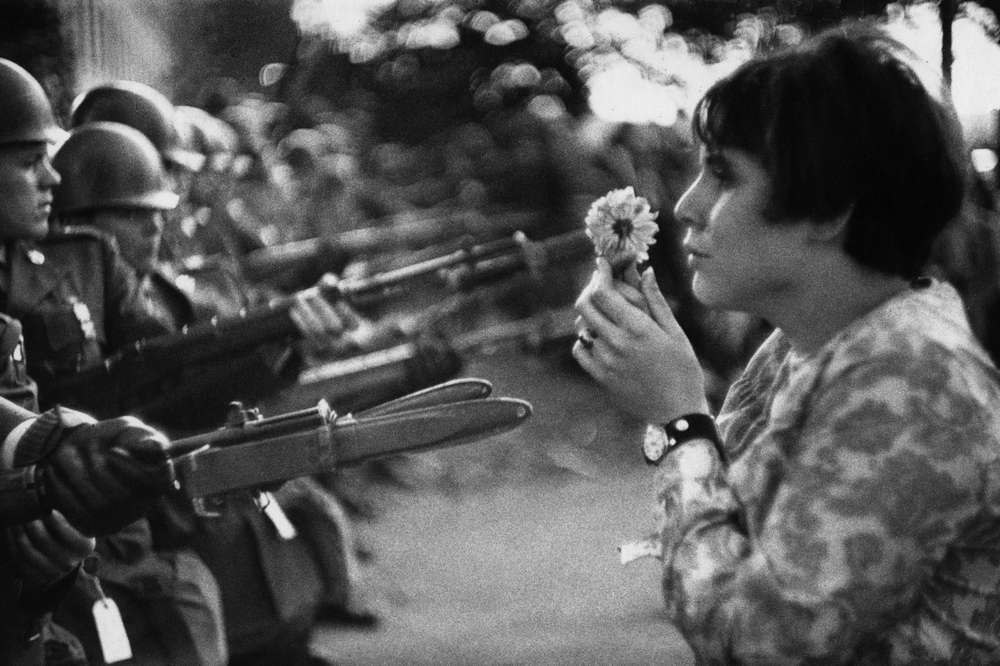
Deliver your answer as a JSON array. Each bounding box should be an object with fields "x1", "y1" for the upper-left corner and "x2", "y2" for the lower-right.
[{"x1": 654, "y1": 342, "x2": 990, "y2": 665}]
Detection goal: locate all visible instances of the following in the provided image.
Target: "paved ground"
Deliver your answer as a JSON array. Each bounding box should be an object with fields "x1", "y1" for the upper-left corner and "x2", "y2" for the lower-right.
[{"x1": 311, "y1": 349, "x2": 696, "y2": 666}]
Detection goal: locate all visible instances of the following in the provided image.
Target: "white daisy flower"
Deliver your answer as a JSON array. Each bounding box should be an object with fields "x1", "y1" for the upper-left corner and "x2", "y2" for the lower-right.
[{"x1": 584, "y1": 187, "x2": 658, "y2": 273}]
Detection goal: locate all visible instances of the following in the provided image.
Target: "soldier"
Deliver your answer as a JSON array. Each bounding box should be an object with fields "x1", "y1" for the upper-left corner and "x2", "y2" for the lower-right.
[
  {"x1": 0, "y1": 58, "x2": 180, "y2": 665},
  {"x1": 0, "y1": 310, "x2": 176, "y2": 666},
  {"x1": 0, "y1": 58, "x2": 229, "y2": 666},
  {"x1": 69, "y1": 81, "x2": 267, "y2": 268},
  {"x1": 50, "y1": 119, "x2": 363, "y2": 666}
]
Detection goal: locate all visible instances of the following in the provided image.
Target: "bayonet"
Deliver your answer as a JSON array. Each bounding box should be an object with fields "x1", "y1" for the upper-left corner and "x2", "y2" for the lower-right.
[{"x1": 169, "y1": 379, "x2": 531, "y2": 498}]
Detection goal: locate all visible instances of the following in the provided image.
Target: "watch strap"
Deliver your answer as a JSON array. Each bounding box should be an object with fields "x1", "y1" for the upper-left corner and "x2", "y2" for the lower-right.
[{"x1": 643, "y1": 414, "x2": 724, "y2": 466}]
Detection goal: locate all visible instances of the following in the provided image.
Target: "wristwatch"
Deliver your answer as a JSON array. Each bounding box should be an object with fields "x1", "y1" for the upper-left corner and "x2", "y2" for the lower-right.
[{"x1": 642, "y1": 414, "x2": 724, "y2": 466}]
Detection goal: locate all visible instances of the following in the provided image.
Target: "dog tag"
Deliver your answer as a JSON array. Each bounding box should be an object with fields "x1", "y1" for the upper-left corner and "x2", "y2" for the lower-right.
[{"x1": 92, "y1": 597, "x2": 133, "y2": 663}]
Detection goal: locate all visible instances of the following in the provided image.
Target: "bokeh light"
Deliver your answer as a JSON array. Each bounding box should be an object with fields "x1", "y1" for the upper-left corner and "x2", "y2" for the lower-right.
[{"x1": 292, "y1": 0, "x2": 1000, "y2": 131}]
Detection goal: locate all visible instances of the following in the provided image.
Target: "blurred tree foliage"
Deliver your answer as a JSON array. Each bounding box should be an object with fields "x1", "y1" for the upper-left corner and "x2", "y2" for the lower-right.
[{"x1": 283, "y1": 0, "x2": 927, "y2": 143}]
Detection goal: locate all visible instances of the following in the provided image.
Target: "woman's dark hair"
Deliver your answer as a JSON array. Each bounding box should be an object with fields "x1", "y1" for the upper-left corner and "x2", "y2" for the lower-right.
[{"x1": 691, "y1": 23, "x2": 968, "y2": 280}]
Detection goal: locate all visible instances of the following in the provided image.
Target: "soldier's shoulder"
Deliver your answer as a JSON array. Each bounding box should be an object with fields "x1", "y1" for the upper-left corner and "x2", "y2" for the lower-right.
[
  {"x1": 38, "y1": 225, "x2": 120, "y2": 260},
  {"x1": 43, "y1": 224, "x2": 114, "y2": 245}
]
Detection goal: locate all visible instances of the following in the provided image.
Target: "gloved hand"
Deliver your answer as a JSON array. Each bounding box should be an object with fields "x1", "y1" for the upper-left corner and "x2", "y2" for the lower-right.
[
  {"x1": 26, "y1": 409, "x2": 176, "y2": 536},
  {"x1": 5, "y1": 510, "x2": 95, "y2": 591}
]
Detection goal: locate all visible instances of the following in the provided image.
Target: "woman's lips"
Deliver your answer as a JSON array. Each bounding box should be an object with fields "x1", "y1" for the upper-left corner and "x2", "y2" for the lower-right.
[{"x1": 686, "y1": 247, "x2": 710, "y2": 268}]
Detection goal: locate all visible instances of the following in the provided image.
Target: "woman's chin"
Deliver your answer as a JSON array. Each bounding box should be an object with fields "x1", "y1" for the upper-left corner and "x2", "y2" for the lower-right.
[{"x1": 691, "y1": 277, "x2": 725, "y2": 309}]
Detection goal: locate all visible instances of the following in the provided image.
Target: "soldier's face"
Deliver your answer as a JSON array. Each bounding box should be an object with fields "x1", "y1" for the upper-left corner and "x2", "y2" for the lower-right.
[
  {"x1": 0, "y1": 143, "x2": 60, "y2": 240},
  {"x1": 90, "y1": 208, "x2": 164, "y2": 274}
]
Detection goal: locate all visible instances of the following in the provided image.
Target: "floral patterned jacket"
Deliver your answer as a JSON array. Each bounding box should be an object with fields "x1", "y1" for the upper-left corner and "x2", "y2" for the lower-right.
[{"x1": 649, "y1": 280, "x2": 1000, "y2": 665}]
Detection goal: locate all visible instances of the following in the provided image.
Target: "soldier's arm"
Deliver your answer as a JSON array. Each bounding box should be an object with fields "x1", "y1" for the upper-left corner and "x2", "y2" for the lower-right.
[{"x1": 100, "y1": 235, "x2": 173, "y2": 347}]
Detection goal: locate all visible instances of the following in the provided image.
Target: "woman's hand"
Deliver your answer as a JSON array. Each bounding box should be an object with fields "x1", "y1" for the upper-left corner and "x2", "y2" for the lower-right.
[{"x1": 573, "y1": 259, "x2": 709, "y2": 423}]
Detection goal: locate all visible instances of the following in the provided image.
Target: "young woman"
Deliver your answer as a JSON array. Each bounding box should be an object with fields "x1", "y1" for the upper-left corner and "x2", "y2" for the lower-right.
[{"x1": 573, "y1": 25, "x2": 1000, "y2": 665}]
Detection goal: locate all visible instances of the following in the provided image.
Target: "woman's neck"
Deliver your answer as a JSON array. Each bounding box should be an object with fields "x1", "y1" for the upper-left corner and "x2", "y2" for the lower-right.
[{"x1": 765, "y1": 255, "x2": 910, "y2": 357}]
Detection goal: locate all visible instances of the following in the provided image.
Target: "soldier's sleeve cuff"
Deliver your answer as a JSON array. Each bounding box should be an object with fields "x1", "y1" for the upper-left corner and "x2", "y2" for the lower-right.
[
  {"x1": 11, "y1": 410, "x2": 64, "y2": 467},
  {"x1": 1, "y1": 418, "x2": 36, "y2": 470}
]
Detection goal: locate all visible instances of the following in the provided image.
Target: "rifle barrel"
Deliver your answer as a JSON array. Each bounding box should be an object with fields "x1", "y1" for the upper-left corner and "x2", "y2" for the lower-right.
[
  {"x1": 337, "y1": 235, "x2": 521, "y2": 299},
  {"x1": 40, "y1": 226, "x2": 583, "y2": 417},
  {"x1": 237, "y1": 209, "x2": 543, "y2": 283},
  {"x1": 241, "y1": 238, "x2": 323, "y2": 280},
  {"x1": 298, "y1": 307, "x2": 577, "y2": 387},
  {"x1": 169, "y1": 400, "x2": 332, "y2": 457},
  {"x1": 445, "y1": 229, "x2": 591, "y2": 291}
]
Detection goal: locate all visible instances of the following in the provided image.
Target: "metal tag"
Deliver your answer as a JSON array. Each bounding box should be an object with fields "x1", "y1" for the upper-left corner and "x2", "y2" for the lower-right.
[
  {"x1": 93, "y1": 597, "x2": 133, "y2": 663},
  {"x1": 256, "y1": 491, "x2": 298, "y2": 540}
]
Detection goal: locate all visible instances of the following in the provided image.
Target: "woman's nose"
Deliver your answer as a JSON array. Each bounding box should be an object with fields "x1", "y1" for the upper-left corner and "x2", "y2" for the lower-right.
[{"x1": 673, "y1": 178, "x2": 705, "y2": 232}]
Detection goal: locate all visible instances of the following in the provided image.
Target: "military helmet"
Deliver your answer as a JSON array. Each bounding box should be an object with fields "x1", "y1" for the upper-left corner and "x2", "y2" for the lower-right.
[
  {"x1": 69, "y1": 81, "x2": 204, "y2": 171},
  {"x1": 52, "y1": 122, "x2": 180, "y2": 215},
  {"x1": 0, "y1": 58, "x2": 63, "y2": 145},
  {"x1": 177, "y1": 105, "x2": 239, "y2": 172}
]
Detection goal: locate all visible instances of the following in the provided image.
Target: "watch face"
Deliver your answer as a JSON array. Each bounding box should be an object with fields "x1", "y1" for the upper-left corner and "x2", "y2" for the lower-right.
[{"x1": 643, "y1": 425, "x2": 669, "y2": 464}]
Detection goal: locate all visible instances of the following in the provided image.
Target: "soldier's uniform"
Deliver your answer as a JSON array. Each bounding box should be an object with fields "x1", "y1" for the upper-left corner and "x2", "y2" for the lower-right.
[
  {"x1": 0, "y1": 230, "x2": 171, "y2": 405},
  {"x1": 124, "y1": 264, "x2": 300, "y2": 432},
  {"x1": 0, "y1": 230, "x2": 227, "y2": 666},
  {"x1": 0, "y1": 315, "x2": 38, "y2": 411},
  {"x1": 0, "y1": 313, "x2": 87, "y2": 666},
  {"x1": 51, "y1": 118, "x2": 349, "y2": 666},
  {"x1": 0, "y1": 57, "x2": 183, "y2": 666}
]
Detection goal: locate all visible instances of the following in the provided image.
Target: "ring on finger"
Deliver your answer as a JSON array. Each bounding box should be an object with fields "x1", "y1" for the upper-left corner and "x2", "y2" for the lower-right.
[{"x1": 577, "y1": 329, "x2": 596, "y2": 349}]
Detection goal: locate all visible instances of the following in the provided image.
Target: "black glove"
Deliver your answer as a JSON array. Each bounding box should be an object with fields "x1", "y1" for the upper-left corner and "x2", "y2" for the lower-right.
[{"x1": 19, "y1": 408, "x2": 176, "y2": 536}]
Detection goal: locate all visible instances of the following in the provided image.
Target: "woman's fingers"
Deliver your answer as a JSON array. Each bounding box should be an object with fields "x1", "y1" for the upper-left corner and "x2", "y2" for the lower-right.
[{"x1": 641, "y1": 267, "x2": 685, "y2": 337}]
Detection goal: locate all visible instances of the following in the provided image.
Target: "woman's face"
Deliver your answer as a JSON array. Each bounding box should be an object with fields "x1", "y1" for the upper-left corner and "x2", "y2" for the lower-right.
[
  {"x1": 91, "y1": 208, "x2": 164, "y2": 274},
  {"x1": 674, "y1": 146, "x2": 811, "y2": 315}
]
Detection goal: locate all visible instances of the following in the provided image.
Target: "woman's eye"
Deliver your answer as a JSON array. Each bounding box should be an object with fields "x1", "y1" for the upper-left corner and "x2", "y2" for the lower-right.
[
  {"x1": 709, "y1": 167, "x2": 730, "y2": 184},
  {"x1": 703, "y1": 155, "x2": 733, "y2": 186},
  {"x1": 708, "y1": 163, "x2": 733, "y2": 185}
]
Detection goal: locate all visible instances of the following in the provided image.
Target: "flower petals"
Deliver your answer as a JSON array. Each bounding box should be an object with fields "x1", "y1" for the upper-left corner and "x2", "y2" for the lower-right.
[{"x1": 584, "y1": 187, "x2": 659, "y2": 267}]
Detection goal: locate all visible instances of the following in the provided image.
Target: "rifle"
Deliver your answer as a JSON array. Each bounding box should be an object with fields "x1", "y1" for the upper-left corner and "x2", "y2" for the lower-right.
[
  {"x1": 178, "y1": 208, "x2": 544, "y2": 285},
  {"x1": 256, "y1": 306, "x2": 578, "y2": 416},
  {"x1": 41, "y1": 229, "x2": 592, "y2": 418},
  {"x1": 168, "y1": 378, "x2": 531, "y2": 507}
]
